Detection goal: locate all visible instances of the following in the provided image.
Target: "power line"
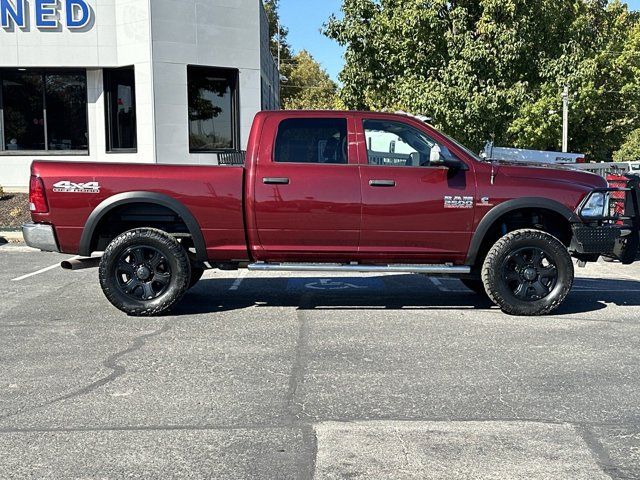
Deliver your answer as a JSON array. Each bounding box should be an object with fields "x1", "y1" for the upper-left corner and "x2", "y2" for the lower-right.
[
  {"x1": 589, "y1": 109, "x2": 640, "y2": 114},
  {"x1": 280, "y1": 84, "x2": 337, "y2": 90}
]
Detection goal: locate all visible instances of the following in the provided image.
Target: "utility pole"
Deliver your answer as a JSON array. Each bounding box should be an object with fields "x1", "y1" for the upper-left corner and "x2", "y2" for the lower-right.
[{"x1": 562, "y1": 86, "x2": 569, "y2": 153}]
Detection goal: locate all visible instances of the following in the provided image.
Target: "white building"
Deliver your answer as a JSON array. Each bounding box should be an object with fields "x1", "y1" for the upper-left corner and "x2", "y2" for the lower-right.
[{"x1": 0, "y1": 0, "x2": 279, "y2": 188}]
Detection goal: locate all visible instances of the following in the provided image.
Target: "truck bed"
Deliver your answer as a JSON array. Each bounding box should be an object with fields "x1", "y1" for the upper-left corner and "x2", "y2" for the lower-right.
[{"x1": 31, "y1": 161, "x2": 249, "y2": 261}]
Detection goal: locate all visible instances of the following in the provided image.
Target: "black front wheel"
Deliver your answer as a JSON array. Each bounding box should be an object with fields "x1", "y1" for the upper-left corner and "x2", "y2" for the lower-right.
[
  {"x1": 482, "y1": 229, "x2": 574, "y2": 316},
  {"x1": 99, "y1": 229, "x2": 191, "y2": 316}
]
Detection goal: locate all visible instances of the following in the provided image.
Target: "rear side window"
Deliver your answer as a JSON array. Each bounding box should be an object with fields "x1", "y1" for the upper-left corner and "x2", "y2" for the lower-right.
[{"x1": 274, "y1": 118, "x2": 348, "y2": 164}]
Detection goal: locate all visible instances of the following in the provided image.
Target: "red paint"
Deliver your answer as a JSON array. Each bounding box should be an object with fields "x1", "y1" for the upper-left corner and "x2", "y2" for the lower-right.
[{"x1": 31, "y1": 111, "x2": 606, "y2": 264}]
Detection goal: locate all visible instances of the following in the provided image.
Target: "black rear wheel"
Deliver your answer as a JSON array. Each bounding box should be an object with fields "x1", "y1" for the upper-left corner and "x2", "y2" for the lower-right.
[
  {"x1": 99, "y1": 228, "x2": 191, "y2": 316},
  {"x1": 482, "y1": 229, "x2": 574, "y2": 316}
]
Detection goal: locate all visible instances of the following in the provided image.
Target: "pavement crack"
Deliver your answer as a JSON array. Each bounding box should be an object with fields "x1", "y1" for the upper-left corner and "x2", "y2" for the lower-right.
[
  {"x1": 575, "y1": 424, "x2": 620, "y2": 480},
  {"x1": 0, "y1": 324, "x2": 171, "y2": 421},
  {"x1": 393, "y1": 426, "x2": 411, "y2": 469},
  {"x1": 286, "y1": 295, "x2": 312, "y2": 423},
  {"x1": 49, "y1": 324, "x2": 171, "y2": 404}
]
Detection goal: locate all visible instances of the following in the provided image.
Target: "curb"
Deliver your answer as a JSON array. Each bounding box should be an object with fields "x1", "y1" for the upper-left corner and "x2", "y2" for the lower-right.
[{"x1": 0, "y1": 230, "x2": 24, "y2": 244}]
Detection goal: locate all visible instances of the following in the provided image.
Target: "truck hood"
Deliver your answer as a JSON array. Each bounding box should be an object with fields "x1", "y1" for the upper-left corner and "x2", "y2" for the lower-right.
[{"x1": 495, "y1": 161, "x2": 607, "y2": 190}]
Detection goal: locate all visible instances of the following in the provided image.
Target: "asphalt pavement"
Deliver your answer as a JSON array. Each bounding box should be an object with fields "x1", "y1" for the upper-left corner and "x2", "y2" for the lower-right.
[{"x1": 1, "y1": 244, "x2": 640, "y2": 479}]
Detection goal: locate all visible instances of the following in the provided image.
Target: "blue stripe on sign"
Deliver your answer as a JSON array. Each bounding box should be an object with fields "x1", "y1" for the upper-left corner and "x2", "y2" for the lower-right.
[{"x1": 287, "y1": 277, "x2": 385, "y2": 293}]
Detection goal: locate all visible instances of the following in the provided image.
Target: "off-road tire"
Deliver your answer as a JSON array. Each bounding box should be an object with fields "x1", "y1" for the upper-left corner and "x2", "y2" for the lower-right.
[
  {"x1": 189, "y1": 266, "x2": 205, "y2": 289},
  {"x1": 460, "y1": 278, "x2": 488, "y2": 296},
  {"x1": 99, "y1": 228, "x2": 191, "y2": 316},
  {"x1": 482, "y1": 229, "x2": 574, "y2": 316}
]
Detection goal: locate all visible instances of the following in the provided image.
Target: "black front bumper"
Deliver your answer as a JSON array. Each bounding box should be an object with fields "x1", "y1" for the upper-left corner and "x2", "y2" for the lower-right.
[
  {"x1": 571, "y1": 224, "x2": 622, "y2": 254},
  {"x1": 571, "y1": 224, "x2": 638, "y2": 264},
  {"x1": 571, "y1": 186, "x2": 640, "y2": 264}
]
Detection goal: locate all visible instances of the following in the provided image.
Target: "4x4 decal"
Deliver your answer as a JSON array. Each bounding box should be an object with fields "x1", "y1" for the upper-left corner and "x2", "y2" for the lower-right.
[{"x1": 53, "y1": 181, "x2": 101, "y2": 194}]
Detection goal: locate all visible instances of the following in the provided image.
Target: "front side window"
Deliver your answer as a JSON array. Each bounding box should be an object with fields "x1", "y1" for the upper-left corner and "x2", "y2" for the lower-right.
[
  {"x1": 364, "y1": 119, "x2": 455, "y2": 167},
  {"x1": 274, "y1": 118, "x2": 348, "y2": 164},
  {"x1": 188, "y1": 66, "x2": 239, "y2": 152},
  {"x1": 0, "y1": 69, "x2": 88, "y2": 153},
  {"x1": 104, "y1": 67, "x2": 137, "y2": 152}
]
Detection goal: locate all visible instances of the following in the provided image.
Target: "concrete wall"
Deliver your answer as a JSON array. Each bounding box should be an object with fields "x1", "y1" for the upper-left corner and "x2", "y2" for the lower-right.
[
  {"x1": 0, "y1": 0, "x2": 155, "y2": 187},
  {"x1": 260, "y1": 3, "x2": 280, "y2": 111},
  {"x1": 0, "y1": 0, "x2": 278, "y2": 187},
  {"x1": 151, "y1": 0, "x2": 277, "y2": 165}
]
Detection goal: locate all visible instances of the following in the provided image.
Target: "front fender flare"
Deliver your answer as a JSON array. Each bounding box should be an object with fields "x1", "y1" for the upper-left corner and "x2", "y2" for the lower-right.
[
  {"x1": 78, "y1": 192, "x2": 207, "y2": 262},
  {"x1": 465, "y1": 197, "x2": 580, "y2": 266}
]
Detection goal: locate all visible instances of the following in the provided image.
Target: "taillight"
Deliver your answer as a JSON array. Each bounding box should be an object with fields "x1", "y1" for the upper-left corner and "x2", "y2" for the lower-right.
[
  {"x1": 29, "y1": 175, "x2": 49, "y2": 214},
  {"x1": 576, "y1": 157, "x2": 586, "y2": 164}
]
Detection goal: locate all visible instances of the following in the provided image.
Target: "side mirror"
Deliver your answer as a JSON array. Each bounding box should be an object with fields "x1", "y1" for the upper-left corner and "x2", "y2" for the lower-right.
[
  {"x1": 431, "y1": 155, "x2": 469, "y2": 171},
  {"x1": 430, "y1": 145, "x2": 469, "y2": 171},
  {"x1": 443, "y1": 157, "x2": 469, "y2": 171}
]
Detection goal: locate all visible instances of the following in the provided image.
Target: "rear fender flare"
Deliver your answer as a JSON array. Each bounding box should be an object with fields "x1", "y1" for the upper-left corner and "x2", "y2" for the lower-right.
[
  {"x1": 466, "y1": 197, "x2": 580, "y2": 266},
  {"x1": 79, "y1": 192, "x2": 207, "y2": 261}
]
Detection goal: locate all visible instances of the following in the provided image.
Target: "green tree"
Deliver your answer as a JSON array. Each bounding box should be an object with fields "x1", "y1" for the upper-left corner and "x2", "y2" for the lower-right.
[
  {"x1": 509, "y1": 2, "x2": 640, "y2": 159},
  {"x1": 613, "y1": 128, "x2": 640, "y2": 161},
  {"x1": 281, "y1": 50, "x2": 339, "y2": 110},
  {"x1": 264, "y1": 1, "x2": 339, "y2": 110},
  {"x1": 325, "y1": 0, "x2": 640, "y2": 159}
]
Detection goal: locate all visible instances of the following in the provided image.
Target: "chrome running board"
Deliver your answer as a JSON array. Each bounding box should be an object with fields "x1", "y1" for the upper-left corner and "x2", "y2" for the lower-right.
[{"x1": 248, "y1": 263, "x2": 471, "y2": 275}]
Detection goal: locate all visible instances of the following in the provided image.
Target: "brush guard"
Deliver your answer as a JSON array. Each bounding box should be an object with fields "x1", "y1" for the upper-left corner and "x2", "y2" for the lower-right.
[{"x1": 571, "y1": 185, "x2": 640, "y2": 264}]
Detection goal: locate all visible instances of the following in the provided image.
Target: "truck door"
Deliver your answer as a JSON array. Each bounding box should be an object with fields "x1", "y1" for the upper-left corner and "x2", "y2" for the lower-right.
[
  {"x1": 252, "y1": 114, "x2": 361, "y2": 262},
  {"x1": 356, "y1": 116, "x2": 476, "y2": 263}
]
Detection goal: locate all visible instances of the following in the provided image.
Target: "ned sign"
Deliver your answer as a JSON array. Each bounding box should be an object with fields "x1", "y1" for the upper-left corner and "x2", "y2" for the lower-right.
[{"x1": 1, "y1": 0, "x2": 93, "y2": 30}]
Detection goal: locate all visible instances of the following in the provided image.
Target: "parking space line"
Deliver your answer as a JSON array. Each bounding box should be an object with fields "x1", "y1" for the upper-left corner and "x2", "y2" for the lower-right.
[
  {"x1": 430, "y1": 277, "x2": 450, "y2": 292},
  {"x1": 229, "y1": 269, "x2": 248, "y2": 291},
  {"x1": 11, "y1": 256, "x2": 80, "y2": 282},
  {"x1": 0, "y1": 246, "x2": 40, "y2": 253},
  {"x1": 574, "y1": 289, "x2": 640, "y2": 293}
]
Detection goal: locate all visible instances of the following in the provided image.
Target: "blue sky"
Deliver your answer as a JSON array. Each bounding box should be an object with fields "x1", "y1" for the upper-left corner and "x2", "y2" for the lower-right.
[
  {"x1": 279, "y1": 0, "x2": 344, "y2": 81},
  {"x1": 281, "y1": 0, "x2": 640, "y2": 83}
]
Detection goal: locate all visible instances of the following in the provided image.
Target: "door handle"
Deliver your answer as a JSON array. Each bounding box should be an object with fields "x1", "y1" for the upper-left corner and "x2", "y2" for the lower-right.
[
  {"x1": 263, "y1": 177, "x2": 290, "y2": 185},
  {"x1": 369, "y1": 180, "x2": 396, "y2": 187}
]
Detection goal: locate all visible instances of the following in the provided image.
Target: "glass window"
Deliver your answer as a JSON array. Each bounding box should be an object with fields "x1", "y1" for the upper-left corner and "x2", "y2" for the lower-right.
[
  {"x1": 104, "y1": 67, "x2": 137, "y2": 152},
  {"x1": 0, "y1": 69, "x2": 87, "y2": 153},
  {"x1": 46, "y1": 73, "x2": 88, "y2": 151},
  {"x1": 274, "y1": 118, "x2": 348, "y2": 164},
  {"x1": 1, "y1": 71, "x2": 44, "y2": 151},
  {"x1": 364, "y1": 119, "x2": 455, "y2": 167},
  {"x1": 188, "y1": 66, "x2": 238, "y2": 152}
]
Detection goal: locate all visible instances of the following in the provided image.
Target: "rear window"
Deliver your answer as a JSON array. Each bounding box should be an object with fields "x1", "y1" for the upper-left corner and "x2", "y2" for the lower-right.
[{"x1": 274, "y1": 118, "x2": 348, "y2": 164}]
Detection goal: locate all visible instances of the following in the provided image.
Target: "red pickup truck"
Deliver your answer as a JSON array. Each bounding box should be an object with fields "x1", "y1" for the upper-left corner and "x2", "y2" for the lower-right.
[{"x1": 23, "y1": 111, "x2": 639, "y2": 316}]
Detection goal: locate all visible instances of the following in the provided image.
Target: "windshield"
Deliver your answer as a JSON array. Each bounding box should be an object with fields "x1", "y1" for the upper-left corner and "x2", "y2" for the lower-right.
[{"x1": 438, "y1": 131, "x2": 483, "y2": 162}]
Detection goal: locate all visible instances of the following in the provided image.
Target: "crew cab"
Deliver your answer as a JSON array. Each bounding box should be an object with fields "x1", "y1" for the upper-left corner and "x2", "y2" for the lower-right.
[{"x1": 23, "y1": 111, "x2": 640, "y2": 316}]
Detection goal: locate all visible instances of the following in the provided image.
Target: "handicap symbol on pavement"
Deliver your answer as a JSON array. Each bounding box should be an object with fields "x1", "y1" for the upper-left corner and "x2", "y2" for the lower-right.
[
  {"x1": 305, "y1": 279, "x2": 370, "y2": 291},
  {"x1": 286, "y1": 277, "x2": 385, "y2": 293}
]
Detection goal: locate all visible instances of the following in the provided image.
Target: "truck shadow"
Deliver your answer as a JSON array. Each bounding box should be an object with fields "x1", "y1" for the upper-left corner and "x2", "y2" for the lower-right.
[{"x1": 172, "y1": 275, "x2": 640, "y2": 317}]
